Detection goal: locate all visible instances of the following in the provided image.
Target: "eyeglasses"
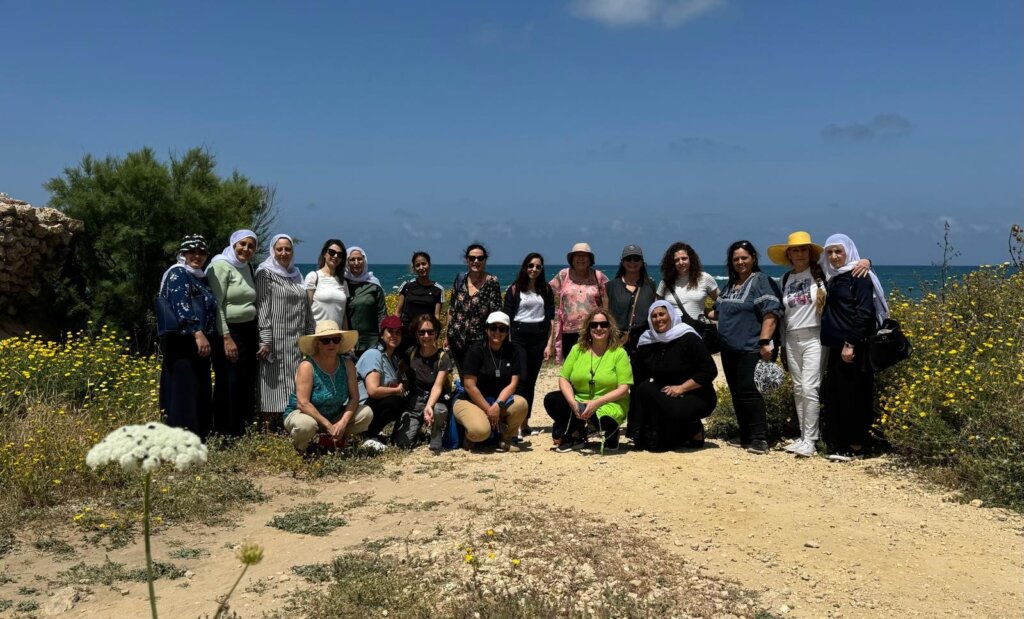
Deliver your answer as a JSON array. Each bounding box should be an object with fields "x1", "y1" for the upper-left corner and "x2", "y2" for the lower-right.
[
  {"x1": 622, "y1": 256, "x2": 642, "y2": 263},
  {"x1": 487, "y1": 324, "x2": 509, "y2": 333},
  {"x1": 417, "y1": 329, "x2": 436, "y2": 336},
  {"x1": 589, "y1": 321, "x2": 610, "y2": 330},
  {"x1": 326, "y1": 248, "x2": 343, "y2": 258},
  {"x1": 467, "y1": 255, "x2": 486, "y2": 263},
  {"x1": 318, "y1": 336, "x2": 342, "y2": 345}
]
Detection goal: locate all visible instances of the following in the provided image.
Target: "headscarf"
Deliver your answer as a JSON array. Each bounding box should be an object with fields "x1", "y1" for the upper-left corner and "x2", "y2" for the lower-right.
[
  {"x1": 637, "y1": 300, "x2": 698, "y2": 346},
  {"x1": 206, "y1": 229, "x2": 257, "y2": 272},
  {"x1": 344, "y1": 246, "x2": 382, "y2": 286},
  {"x1": 256, "y1": 233, "x2": 303, "y2": 284},
  {"x1": 820, "y1": 234, "x2": 889, "y2": 324},
  {"x1": 160, "y1": 234, "x2": 208, "y2": 290}
]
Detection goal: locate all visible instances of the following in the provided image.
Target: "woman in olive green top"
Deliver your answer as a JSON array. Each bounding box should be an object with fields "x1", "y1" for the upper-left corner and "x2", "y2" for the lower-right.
[
  {"x1": 206, "y1": 229, "x2": 259, "y2": 437},
  {"x1": 345, "y1": 246, "x2": 387, "y2": 356}
]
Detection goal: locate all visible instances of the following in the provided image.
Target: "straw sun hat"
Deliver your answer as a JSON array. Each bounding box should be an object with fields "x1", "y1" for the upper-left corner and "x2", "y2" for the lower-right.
[
  {"x1": 566, "y1": 242, "x2": 595, "y2": 265},
  {"x1": 298, "y1": 320, "x2": 358, "y2": 356},
  {"x1": 767, "y1": 231, "x2": 824, "y2": 266}
]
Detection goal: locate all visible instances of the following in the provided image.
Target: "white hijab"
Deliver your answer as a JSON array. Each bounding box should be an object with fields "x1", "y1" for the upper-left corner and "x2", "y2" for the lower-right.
[
  {"x1": 820, "y1": 234, "x2": 889, "y2": 324},
  {"x1": 206, "y1": 229, "x2": 257, "y2": 272},
  {"x1": 256, "y1": 234, "x2": 303, "y2": 284},
  {"x1": 344, "y1": 246, "x2": 382, "y2": 286},
  {"x1": 637, "y1": 300, "x2": 698, "y2": 347}
]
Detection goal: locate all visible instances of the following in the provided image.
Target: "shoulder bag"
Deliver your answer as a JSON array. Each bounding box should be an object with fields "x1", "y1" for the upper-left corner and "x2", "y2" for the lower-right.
[{"x1": 867, "y1": 318, "x2": 913, "y2": 372}]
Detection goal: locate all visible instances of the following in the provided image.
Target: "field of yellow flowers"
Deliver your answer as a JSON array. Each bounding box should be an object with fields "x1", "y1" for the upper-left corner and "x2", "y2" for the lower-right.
[{"x1": 876, "y1": 265, "x2": 1024, "y2": 508}]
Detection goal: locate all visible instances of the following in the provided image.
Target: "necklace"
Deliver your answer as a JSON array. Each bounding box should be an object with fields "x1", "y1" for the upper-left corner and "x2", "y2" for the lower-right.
[
  {"x1": 588, "y1": 349, "x2": 606, "y2": 397},
  {"x1": 488, "y1": 345, "x2": 504, "y2": 378}
]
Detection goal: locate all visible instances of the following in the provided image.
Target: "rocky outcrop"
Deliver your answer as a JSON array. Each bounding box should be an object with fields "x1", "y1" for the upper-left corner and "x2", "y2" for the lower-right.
[{"x1": 0, "y1": 192, "x2": 83, "y2": 315}]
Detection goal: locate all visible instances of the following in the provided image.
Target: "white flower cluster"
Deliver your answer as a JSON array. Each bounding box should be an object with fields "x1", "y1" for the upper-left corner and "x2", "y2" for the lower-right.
[{"x1": 86, "y1": 422, "x2": 208, "y2": 473}]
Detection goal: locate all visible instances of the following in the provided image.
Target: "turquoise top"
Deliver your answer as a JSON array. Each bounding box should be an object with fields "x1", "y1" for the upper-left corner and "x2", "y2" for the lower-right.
[{"x1": 285, "y1": 355, "x2": 350, "y2": 423}]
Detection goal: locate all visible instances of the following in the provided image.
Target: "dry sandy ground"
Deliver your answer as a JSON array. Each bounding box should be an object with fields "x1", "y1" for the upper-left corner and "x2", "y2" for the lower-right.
[{"x1": 2, "y1": 365, "x2": 1022, "y2": 618}]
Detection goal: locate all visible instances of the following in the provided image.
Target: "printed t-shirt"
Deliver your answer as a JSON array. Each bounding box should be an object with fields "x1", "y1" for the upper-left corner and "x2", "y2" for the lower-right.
[
  {"x1": 560, "y1": 344, "x2": 633, "y2": 424},
  {"x1": 781, "y1": 269, "x2": 820, "y2": 332},
  {"x1": 461, "y1": 341, "x2": 521, "y2": 400},
  {"x1": 657, "y1": 272, "x2": 719, "y2": 320}
]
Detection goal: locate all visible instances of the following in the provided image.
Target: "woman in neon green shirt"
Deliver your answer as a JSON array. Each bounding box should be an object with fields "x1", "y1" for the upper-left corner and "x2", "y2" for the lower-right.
[{"x1": 543, "y1": 308, "x2": 633, "y2": 453}]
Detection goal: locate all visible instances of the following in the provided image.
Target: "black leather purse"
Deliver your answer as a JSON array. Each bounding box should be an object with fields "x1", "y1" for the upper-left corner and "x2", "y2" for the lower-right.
[{"x1": 867, "y1": 318, "x2": 912, "y2": 372}]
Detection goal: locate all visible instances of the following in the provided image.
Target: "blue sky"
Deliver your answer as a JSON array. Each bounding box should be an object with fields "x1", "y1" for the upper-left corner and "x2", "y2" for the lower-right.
[{"x1": 2, "y1": 0, "x2": 1021, "y2": 265}]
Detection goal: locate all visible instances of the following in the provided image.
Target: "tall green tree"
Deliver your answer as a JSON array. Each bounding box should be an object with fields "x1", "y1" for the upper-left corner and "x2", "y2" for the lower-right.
[{"x1": 45, "y1": 147, "x2": 277, "y2": 349}]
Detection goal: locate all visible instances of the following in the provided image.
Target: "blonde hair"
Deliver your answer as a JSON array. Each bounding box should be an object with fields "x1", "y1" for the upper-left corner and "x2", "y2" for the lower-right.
[{"x1": 577, "y1": 309, "x2": 624, "y2": 351}]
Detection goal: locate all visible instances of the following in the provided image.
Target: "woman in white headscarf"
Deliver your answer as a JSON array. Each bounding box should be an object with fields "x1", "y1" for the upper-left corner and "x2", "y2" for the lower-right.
[
  {"x1": 206, "y1": 229, "x2": 259, "y2": 437},
  {"x1": 256, "y1": 234, "x2": 315, "y2": 423},
  {"x1": 632, "y1": 301, "x2": 718, "y2": 452},
  {"x1": 819, "y1": 233, "x2": 887, "y2": 462},
  {"x1": 344, "y1": 246, "x2": 386, "y2": 356}
]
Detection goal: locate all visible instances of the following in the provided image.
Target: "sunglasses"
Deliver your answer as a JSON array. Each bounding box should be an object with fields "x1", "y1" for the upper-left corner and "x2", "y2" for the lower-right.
[
  {"x1": 526, "y1": 263, "x2": 543, "y2": 271},
  {"x1": 589, "y1": 321, "x2": 610, "y2": 330},
  {"x1": 325, "y1": 248, "x2": 343, "y2": 258},
  {"x1": 487, "y1": 324, "x2": 509, "y2": 333},
  {"x1": 318, "y1": 336, "x2": 342, "y2": 345},
  {"x1": 417, "y1": 329, "x2": 436, "y2": 336},
  {"x1": 467, "y1": 255, "x2": 486, "y2": 263},
  {"x1": 622, "y1": 256, "x2": 642, "y2": 262}
]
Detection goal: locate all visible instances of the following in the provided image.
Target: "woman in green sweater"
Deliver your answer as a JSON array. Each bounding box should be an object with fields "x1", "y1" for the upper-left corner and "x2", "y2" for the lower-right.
[
  {"x1": 344, "y1": 246, "x2": 387, "y2": 356},
  {"x1": 206, "y1": 229, "x2": 259, "y2": 437}
]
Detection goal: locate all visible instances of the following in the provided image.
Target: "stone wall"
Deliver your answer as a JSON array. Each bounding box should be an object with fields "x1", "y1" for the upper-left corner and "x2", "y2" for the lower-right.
[{"x1": 0, "y1": 192, "x2": 83, "y2": 315}]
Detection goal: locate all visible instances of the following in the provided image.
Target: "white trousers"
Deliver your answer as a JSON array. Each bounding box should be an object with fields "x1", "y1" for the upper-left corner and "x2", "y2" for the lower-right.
[{"x1": 785, "y1": 327, "x2": 823, "y2": 442}]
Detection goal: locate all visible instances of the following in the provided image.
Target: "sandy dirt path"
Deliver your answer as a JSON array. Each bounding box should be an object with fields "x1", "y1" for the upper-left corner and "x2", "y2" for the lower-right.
[{"x1": 3, "y1": 366, "x2": 1022, "y2": 618}]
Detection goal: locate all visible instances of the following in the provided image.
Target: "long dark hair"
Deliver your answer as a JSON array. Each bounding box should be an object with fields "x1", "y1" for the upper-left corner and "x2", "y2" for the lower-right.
[
  {"x1": 660, "y1": 242, "x2": 703, "y2": 290},
  {"x1": 725, "y1": 240, "x2": 762, "y2": 287},
  {"x1": 316, "y1": 239, "x2": 346, "y2": 280},
  {"x1": 512, "y1": 252, "x2": 550, "y2": 296},
  {"x1": 614, "y1": 258, "x2": 651, "y2": 283}
]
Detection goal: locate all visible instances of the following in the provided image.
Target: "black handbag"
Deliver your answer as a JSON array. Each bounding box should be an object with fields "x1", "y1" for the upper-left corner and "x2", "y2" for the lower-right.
[
  {"x1": 867, "y1": 318, "x2": 912, "y2": 372},
  {"x1": 668, "y1": 289, "x2": 720, "y2": 354}
]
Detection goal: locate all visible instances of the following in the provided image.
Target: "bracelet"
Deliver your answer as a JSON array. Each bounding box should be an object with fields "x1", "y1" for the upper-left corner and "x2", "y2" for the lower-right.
[{"x1": 757, "y1": 338, "x2": 771, "y2": 346}]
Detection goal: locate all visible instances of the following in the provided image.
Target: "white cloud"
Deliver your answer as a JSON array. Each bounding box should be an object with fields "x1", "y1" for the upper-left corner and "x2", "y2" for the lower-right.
[
  {"x1": 569, "y1": 0, "x2": 725, "y2": 28},
  {"x1": 821, "y1": 113, "x2": 914, "y2": 141}
]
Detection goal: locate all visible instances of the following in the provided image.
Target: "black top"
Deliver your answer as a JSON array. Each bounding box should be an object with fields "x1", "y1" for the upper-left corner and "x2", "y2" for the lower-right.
[
  {"x1": 461, "y1": 340, "x2": 522, "y2": 400},
  {"x1": 502, "y1": 283, "x2": 556, "y2": 329},
  {"x1": 635, "y1": 333, "x2": 718, "y2": 400},
  {"x1": 606, "y1": 277, "x2": 657, "y2": 332},
  {"x1": 820, "y1": 273, "x2": 875, "y2": 347},
  {"x1": 404, "y1": 347, "x2": 454, "y2": 410},
  {"x1": 399, "y1": 280, "x2": 444, "y2": 324}
]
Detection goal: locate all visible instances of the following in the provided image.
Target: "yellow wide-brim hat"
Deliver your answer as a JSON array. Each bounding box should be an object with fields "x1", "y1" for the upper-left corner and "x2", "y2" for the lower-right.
[
  {"x1": 767, "y1": 231, "x2": 824, "y2": 266},
  {"x1": 298, "y1": 320, "x2": 358, "y2": 356}
]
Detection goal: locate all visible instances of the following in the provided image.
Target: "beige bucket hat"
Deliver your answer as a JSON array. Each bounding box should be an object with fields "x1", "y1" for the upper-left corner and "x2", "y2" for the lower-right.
[
  {"x1": 566, "y1": 242, "x2": 595, "y2": 266},
  {"x1": 298, "y1": 320, "x2": 358, "y2": 356}
]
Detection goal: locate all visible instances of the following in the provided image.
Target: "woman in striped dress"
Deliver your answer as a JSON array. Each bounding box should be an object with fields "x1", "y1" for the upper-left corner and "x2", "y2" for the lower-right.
[{"x1": 256, "y1": 234, "x2": 315, "y2": 422}]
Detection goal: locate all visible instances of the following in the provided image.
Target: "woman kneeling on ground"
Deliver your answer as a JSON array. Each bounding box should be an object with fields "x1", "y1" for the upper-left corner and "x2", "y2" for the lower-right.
[
  {"x1": 356, "y1": 315, "x2": 408, "y2": 451},
  {"x1": 454, "y1": 311, "x2": 528, "y2": 452},
  {"x1": 633, "y1": 301, "x2": 718, "y2": 452},
  {"x1": 284, "y1": 321, "x2": 372, "y2": 453},
  {"x1": 543, "y1": 309, "x2": 632, "y2": 454},
  {"x1": 399, "y1": 314, "x2": 453, "y2": 453}
]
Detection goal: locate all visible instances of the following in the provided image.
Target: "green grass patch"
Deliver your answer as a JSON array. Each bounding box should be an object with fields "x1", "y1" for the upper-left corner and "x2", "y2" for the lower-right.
[
  {"x1": 291, "y1": 563, "x2": 333, "y2": 583},
  {"x1": 54, "y1": 558, "x2": 186, "y2": 586},
  {"x1": 32, "y1": 536, "x2": 77, "y2": 560},
  {"x1": 268, "y1": 502, "x2": 347, "y2": 536},
  {"x1": 168, "y1": 547, "x2": 209, "y2": 560}
]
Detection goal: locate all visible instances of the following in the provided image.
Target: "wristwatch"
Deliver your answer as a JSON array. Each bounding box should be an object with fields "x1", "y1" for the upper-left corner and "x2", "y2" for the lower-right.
[{"x1": 757, "y1": 338, "x2": 772, "y2": 346}]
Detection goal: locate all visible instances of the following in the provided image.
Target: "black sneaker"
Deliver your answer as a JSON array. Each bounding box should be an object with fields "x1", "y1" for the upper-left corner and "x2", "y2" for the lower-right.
[
  {"x1": 556, "y1": 437, "x2": 585, "y2": 453},
  {"x1": 602, "y1": 430, "x2": 620, "y2": 453},
  {"x1": 746, "y1": 439, "x2": 769, "y2": 455},
  {"x1": 726, "y1": 436, "x2": 750, "y2": 449}
]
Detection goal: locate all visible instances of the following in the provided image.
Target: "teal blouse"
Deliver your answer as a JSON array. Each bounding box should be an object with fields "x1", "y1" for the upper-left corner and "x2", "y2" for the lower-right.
[{"x1": 285, "y1": 355, "x2": 350, "y2": 423}]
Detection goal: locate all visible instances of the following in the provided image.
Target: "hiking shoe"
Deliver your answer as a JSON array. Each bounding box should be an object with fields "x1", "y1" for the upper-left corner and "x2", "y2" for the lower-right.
[
  {"x1": 827, "y1": 451, "x2": 862, "y2": 462},
  {"x1": 497, "y1": 440, "x2": 521, "y2": 453},
  {"x1": 361, "y1": 438, "x2": 387, "y2": 453},
  {"x1": 782, "y1": 439, "x2": 803, "y2": 453},
  {"x1": 746, "y1": 439, "x2": 770, "y2": 455},
  {"x1": 602, "y1": 430, "x2": 620, "y2": 453},
  {"x1": 791, "y1": 439, "x2": 817, "y2": 458},
  {"x1": 556, "y1": 438, "x2": 585, "y2": 453},
  {"x1": 726, "y1": 436, "x2": 750, "y2": 449}
]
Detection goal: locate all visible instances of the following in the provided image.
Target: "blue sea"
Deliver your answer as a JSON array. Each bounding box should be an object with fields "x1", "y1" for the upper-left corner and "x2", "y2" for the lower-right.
[{"x1": 297, "y1": 264, "x2": 982, "y2": 299}]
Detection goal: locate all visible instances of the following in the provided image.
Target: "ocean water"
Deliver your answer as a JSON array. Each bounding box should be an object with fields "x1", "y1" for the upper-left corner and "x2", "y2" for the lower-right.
[{"x1": 297, "y1": 264, "x2": 982, "y2": 299}]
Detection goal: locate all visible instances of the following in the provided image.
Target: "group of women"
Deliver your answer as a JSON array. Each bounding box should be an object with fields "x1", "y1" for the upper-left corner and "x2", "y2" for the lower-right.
[{"x1": 158, "y1": 230, "x2": 885, "y2": 461}]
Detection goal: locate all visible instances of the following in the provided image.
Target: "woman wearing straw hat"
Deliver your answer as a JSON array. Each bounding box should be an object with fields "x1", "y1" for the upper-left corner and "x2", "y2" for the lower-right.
[
  {"x1": 549, "y1": 242, "x2": 609, "y2": 359},
  {"x1": 284, "y1": 321, "x2": 371, "y2": 453},
  {"x1": 768, "y1": 232, "x2": 872, "y2": 458}
]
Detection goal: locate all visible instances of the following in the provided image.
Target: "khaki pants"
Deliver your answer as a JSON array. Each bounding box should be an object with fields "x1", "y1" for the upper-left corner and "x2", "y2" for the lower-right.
[
  {"x1": 284, "y1": 405, "x2": 373, "y2": 451},
  {"x1": 453, "y1": 396, "x2": 528, "y2": 443}
]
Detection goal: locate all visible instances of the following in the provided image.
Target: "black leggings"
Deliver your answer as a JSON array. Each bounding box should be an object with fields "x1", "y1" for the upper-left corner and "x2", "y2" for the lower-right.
[
  {"x1": 720, "y1": 349, "x2": 767, "y2": 443},
  {"x1": 542, "y1": 391, "x2": 618, "y2": 441},
  {"x1": 512, "y1": 324, "x2": 549, "y2": 420},
  {"x1": 634, "y1": 381, "x2": 714, "y2": 451},
  {"x1": 211, "y1": 320, "x2": 258, "y2": 437},
  {"x1": 366, "y1": 395, "x2": 406, "y2": 440}
]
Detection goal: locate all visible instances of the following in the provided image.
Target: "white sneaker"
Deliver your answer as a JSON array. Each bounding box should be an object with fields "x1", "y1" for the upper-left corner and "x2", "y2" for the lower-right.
[
  {"x1": 782, "y1": 439, "x2": 803, "y2": 453},
  {"x1": 791, "y1": 439, "x2": 817, "y2": 458},
  {"x1": 361, "y1": 438, "x2": 387, "y2": 452}
]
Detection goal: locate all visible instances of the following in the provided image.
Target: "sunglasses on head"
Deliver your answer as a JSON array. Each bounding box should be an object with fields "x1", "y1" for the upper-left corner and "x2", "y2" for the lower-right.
[
  {"x1": 318, "y1": 336, "x2": 342, "y2": 345},
  {"x1": 325, "y1": 248, "x2": 343, "y2": 258},
  {"x1": 487, "y1": 324, "x2": 509, "y2": 333},
  {"x1": 467, "y1": 255, "x2": 486, "y2": 263},
  {"x1": 589, "y1": 321, "x2": 610, "y2": 330},
  {"x1": 417, "y1": 329, "x2": 436, "y2": 336}
]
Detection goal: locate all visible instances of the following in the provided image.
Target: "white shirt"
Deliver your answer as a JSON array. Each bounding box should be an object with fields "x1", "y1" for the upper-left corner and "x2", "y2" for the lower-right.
[
  {"x1": 781, "y1": 269, "x2": 820, "y2": 332},
  {"x1": 515, "y1": 291, "x2": 546, "y2": 323},
  {"x1": 657, "y1": 272, "x2": 719, "y2": 319},
  {"x1": 305, "y1": 270, "x2": 349, "y2": 325}
]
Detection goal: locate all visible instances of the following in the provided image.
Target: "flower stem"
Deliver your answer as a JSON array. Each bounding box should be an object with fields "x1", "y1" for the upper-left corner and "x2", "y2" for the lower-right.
[
  {"x1": 144, "y1": 471, "x2": 158, "y2": 619},
  {"x1": 214, "y1": 565, "x2": 249, "y2": 619}
]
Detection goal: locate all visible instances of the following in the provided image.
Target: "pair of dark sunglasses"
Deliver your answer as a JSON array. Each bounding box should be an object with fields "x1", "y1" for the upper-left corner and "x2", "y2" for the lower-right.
[
  {"x1": 589, "y1": 321, "x2": 611, "y2": 330},
  {"x1": 526, "y1": 263, "x2": 543, "y2": 270},
  {"x1": 467, "y1": 255, "x2": 486, "y2": 263},
  {"x1": 487, "y1": 324, "x2": 509, "y2": 333},
  {"x1": 417, "y1": 329, "x2": 436, "y2": 336},
  {"x1": 325, "y1": 248, "x2": 343, "y2": 258},
  {"x1": 319, "y1": 336, "x2": 342, "y2": 345},
  {"x1": 622, "y1": 256, "x2": 642, "y2": 263}
]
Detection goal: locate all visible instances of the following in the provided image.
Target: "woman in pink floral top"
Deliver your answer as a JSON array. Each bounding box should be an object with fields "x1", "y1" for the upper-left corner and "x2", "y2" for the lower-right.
[
  {"x1": 549, "y1": 242, "x2": 609, "y2": 360},
  {"x1": 445, "y1": 243, "x2": 503, "y2": 373}
]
